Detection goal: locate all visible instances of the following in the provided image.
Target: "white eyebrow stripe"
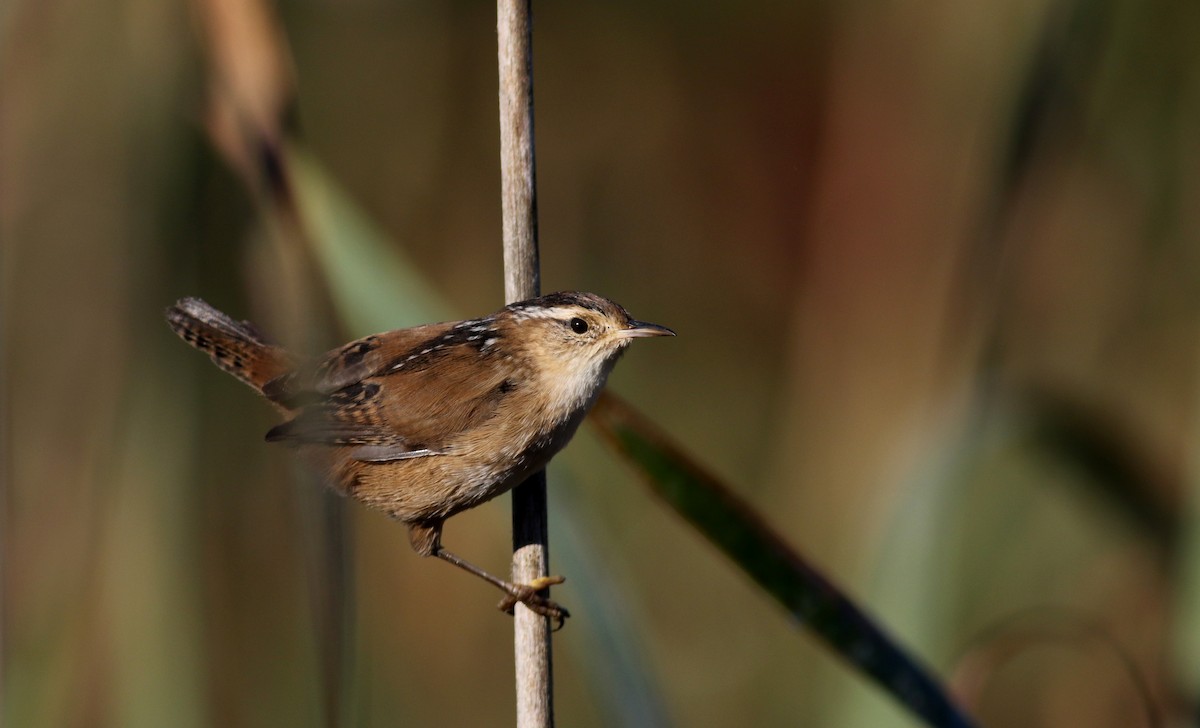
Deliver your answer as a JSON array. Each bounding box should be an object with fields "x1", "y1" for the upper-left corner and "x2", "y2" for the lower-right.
[{"x1": 509, "y1": 307, "x2": 575, "y2": 322}]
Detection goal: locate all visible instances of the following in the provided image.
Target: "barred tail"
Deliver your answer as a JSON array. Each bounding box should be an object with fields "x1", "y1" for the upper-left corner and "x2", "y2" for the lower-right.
[{"x1": 166, "y1": 297, "x2": 292, "y2": 395}]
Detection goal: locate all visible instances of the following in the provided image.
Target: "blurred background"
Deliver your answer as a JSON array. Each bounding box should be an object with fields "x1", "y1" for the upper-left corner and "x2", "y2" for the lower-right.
[{"x1": 5, "y1": 0, "x2": 1199, "y2": 726}]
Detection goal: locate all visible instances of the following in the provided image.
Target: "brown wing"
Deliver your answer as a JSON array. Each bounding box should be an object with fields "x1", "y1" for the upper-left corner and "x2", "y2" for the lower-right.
[
  {"x1": 368, "y1": 343, "x2": 518, "y2": 452},
  {"x1": 266, "y1": 332, "x2": 519, "y2": 463},
  {"x1": 262, "y1": 322, "x2": 455, "y2": 406}
]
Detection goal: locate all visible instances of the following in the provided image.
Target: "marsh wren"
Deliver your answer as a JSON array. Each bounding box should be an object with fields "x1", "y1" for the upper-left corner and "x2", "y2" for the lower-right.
[{"x1": 166, "y1": 292, "x2": 673, "y2": 625}]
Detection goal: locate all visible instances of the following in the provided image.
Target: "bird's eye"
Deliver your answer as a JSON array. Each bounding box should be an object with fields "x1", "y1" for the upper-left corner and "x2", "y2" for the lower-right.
[{"x1": 569, "y1": 317, "x2": 589, "y2": 334}]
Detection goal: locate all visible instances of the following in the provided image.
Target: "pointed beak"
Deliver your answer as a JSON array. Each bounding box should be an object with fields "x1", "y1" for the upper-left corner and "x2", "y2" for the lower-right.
[{"x1": 620, "y1": 320, "x2": 676, "y2": 338}]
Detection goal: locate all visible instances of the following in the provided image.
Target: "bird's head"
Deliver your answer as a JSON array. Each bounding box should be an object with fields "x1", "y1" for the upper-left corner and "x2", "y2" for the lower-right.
[{"x1": 498, "y1": 291, "x2": 674, "y2": 411}]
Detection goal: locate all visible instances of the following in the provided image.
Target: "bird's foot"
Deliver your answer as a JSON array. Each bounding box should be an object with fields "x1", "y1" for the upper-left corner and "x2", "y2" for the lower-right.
[{"x1": 498, "y1": 576, "x2": 570, "y2": 630}]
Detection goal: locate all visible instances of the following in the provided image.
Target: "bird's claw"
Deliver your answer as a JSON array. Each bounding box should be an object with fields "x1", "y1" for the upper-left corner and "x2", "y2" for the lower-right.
[{"x1": 498, "y1": 576, "x2": 570, "y2": 630}]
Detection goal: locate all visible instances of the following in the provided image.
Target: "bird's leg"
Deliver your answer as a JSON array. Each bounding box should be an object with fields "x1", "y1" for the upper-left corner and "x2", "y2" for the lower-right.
[
  {"x1": 433, "y1": 547, "x2": 570, "y2": 630},
  {"x1": 408, "y1": 521, "x2": 569, "y2": 629}
]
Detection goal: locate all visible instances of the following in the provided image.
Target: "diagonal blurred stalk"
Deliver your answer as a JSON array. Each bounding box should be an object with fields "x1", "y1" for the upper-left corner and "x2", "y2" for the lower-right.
[
  {"x1": 496, "y1": 0, "x2": 555, "y2": 725},
  {"x1": 591, "y1": 392, "x2": 977, "y2": 728}
]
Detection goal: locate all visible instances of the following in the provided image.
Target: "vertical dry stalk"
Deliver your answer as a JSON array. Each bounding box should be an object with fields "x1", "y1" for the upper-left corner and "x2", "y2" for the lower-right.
[{"x1": 497, "y1": 0, "x2": 554, "y2": 726}]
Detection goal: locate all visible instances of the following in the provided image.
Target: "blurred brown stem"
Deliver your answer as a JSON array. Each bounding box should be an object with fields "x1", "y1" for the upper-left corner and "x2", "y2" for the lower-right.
[
  {"x1": 195, "y1": 2, "x2": 352, "y2": 725},
  {"x1": 497, "y1": 0, "x2": 554, "y2": 726}
]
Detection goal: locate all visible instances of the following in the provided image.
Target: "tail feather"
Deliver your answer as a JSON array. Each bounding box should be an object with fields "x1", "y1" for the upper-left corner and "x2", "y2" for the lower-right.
[{"x1": 166, "y1": 298, "x2": 293, "y2": 395}]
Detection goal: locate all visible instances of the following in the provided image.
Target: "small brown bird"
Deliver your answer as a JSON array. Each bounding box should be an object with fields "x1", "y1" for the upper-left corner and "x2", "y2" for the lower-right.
[{"x1": 166, "y1": 292, "x2": 673, "y2": 624}]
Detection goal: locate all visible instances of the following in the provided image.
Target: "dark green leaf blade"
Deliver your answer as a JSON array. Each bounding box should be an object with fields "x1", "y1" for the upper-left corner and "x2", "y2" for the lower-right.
[{"x1": 590, "y1": 393, "x2": 977, "y2": 728}]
